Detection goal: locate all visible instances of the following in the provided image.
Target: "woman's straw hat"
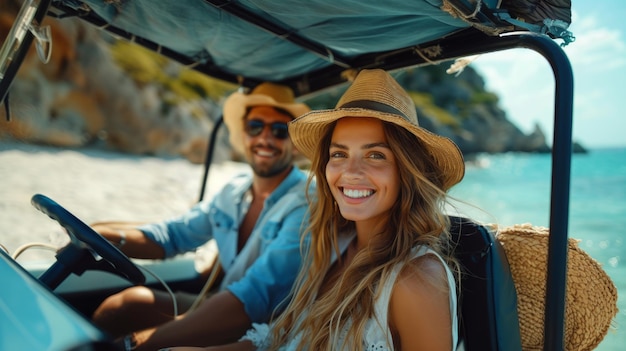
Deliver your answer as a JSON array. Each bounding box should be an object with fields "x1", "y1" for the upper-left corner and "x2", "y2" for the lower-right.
[
  {"x1": 223, "y1": 82, "x2": 310, "y2": 156},
  {"x1": 288, "y1": 69, "x2": 465, "y2": 190},
  {"x1": 496, "y1": 223, "x2": 618, "y2": 351}
]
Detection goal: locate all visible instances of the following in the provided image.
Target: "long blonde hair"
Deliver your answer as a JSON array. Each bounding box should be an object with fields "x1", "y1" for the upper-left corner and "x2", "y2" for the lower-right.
[{"x1": 269, "y1": 120, "x2": 459, "y2": 350}]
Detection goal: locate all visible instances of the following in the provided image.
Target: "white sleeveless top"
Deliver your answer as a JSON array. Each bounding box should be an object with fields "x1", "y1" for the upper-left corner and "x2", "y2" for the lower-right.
[{"x1": 241, "y1": 245, "x2": 459, "y2": 351}]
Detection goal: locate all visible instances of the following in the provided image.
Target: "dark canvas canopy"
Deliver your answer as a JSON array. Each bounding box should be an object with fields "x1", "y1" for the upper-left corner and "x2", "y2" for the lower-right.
[{"x1": 44, "y1": 0, "x2": 573, "y2": 95}]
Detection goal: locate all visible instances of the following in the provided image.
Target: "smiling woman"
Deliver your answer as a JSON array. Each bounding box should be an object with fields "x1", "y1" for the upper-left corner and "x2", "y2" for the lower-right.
[{"x1": 273, "y1": 69, "x2": 466, "y2": 351}]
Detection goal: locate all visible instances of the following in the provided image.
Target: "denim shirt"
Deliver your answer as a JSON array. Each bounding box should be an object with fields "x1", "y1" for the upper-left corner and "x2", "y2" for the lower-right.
[{"x1": 138, "y1": 166, "x2": 310, "y2": 322}]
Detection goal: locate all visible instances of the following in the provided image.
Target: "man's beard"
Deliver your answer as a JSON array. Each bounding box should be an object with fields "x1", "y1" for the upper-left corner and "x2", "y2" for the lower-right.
[
  {"x1": 247, "y1": 144, "x2": 293, "y2": 178},
  {"x1": 251, "y1": 160, "x2": 292, "y2": 178}
]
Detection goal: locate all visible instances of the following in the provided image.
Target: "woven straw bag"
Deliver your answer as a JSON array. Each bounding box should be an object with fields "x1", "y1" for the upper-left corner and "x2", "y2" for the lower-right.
[{"x1": 496, "y1": 223, "x2": 618, "y2": 351}]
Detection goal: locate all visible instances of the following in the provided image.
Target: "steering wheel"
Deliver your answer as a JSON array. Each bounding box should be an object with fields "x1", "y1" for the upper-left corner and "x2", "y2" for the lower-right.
[{"x1": 31, "y1": 194, "x2": 145, "y2": 290}]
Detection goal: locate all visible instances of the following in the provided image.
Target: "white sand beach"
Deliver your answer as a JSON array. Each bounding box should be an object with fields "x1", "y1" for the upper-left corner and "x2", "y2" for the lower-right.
[{"x1": 0, "y1": 141, "x2": 248, "y2": 261}]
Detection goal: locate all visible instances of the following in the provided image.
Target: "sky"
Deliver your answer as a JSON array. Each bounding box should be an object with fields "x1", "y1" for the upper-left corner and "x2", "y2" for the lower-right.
[{"x1": 469, "y1": 2, "x2": 626, "y2": 149}]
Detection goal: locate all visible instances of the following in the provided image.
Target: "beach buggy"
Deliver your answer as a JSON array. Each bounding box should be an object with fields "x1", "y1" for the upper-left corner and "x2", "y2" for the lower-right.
[{"x1": 0, "y1": 0, "x2": 616, "y2": 350}]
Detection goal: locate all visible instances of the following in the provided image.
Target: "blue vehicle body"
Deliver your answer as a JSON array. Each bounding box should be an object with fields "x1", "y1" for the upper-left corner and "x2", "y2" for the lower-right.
[{"x1": 0, "y1": 249, "x2": 112, "y2": 350}]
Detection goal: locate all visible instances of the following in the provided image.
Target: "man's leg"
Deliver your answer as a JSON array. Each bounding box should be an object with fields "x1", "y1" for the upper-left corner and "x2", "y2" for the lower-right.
[{"x1": 92, "y1": 286, "x2": 196, "y2": 338}]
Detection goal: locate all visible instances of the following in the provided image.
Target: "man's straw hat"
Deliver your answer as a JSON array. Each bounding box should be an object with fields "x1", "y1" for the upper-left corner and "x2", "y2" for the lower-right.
[
  {"x1": 496, "y1": 223, "x2": 618, "y2": 351},
  {"x1": 288, "y1": 69, "x2": 464, "y2": 190},
  {"x1": 223, "y1": 82, "x2": 310, "y2": 156}
]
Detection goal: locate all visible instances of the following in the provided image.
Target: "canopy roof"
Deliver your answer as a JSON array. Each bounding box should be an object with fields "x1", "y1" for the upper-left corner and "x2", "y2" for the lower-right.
[{"x1": 46, "y1": 0, "x2": 573, "y2": 95}]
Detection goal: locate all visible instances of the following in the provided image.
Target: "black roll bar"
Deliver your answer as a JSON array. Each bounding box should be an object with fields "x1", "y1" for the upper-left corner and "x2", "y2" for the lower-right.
[
  {"x1": 520, "y1": 33, "x2": 573, "y2": 351},
  {"x1": 452, "y1": 33, "x2": 573, "y2": 350},
  {"x1": 198, "y1": 116, "x2": 224, "y2": 202}
]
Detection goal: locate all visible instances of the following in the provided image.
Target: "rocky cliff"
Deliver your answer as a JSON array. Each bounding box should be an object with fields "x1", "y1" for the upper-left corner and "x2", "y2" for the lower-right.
[{"x1": 0, "y1": 16, "x2": 583, "y2": 164}]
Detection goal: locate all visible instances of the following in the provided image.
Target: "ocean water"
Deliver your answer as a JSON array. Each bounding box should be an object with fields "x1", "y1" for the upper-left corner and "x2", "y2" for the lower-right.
[{"x1": 449, "y1": 148, "x2": 626, "y2": 350}]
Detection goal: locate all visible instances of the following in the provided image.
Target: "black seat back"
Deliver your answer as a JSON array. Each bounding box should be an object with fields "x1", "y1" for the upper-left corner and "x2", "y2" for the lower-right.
[{"x1": 448, "y1": 216, "x2": 522, "y2": 350}]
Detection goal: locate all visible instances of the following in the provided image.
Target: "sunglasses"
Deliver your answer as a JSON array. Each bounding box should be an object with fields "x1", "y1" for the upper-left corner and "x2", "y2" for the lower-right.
[{"x1": 245, "y1": 120, "x2": 290, "y2": 139}]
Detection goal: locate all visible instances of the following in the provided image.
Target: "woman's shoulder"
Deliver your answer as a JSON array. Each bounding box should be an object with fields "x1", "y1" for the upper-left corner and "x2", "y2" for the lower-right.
[{"x1": 396, "y1": 250, "x2": 450, "y2": 294}]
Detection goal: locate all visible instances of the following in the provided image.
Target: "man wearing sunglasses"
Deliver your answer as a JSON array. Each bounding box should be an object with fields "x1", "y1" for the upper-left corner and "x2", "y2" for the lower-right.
[{"x1": 91, "y1": 83, "x2": 311, "y2": 350}]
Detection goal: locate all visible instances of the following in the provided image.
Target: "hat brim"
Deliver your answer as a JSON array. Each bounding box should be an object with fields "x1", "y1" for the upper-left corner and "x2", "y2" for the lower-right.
[
  {"x1": 496, "y1": 224, "x2": 618, "y2": 351},
  {"x1": 289, "y1": 107, "x2": 465, "y2": 190},
  {"x1": 223, "y1": 92, "x2": 310, "y2": 156}
]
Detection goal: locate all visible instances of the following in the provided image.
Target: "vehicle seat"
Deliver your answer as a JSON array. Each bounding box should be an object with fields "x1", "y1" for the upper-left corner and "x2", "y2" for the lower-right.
[{"x1": 448, "y1": 216, "x2": 522, "y2": 351}]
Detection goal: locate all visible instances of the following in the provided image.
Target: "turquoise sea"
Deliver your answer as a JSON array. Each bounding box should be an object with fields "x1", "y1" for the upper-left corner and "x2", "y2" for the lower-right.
[{"x1": 449, "y1": 148, "x2": 626, "y2": 350}]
